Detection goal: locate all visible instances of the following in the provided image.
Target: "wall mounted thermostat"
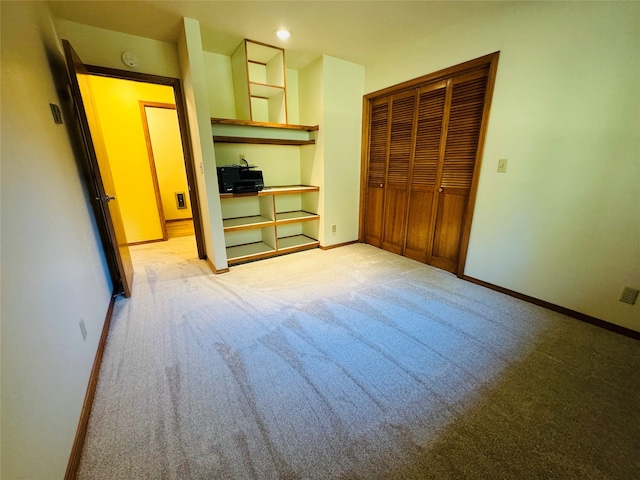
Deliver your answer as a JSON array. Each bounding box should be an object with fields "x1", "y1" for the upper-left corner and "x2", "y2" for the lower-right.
[{"x1": 121, "y1": 51, "x2": 139, "y2": 68}]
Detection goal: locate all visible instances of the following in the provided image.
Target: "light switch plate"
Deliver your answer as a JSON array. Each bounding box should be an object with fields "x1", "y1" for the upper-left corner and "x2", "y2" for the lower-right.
[
  {"x1": 175, "y1": 192, "x2": 187, "y2": 209},
  {"x1": 497, "y1": 158, "x2": 508, "y2": 173}
]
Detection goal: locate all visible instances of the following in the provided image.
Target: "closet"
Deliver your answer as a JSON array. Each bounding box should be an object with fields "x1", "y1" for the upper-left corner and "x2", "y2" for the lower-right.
[{"x1": 361, "y1": 53, "x2": 499, "y2": 275}]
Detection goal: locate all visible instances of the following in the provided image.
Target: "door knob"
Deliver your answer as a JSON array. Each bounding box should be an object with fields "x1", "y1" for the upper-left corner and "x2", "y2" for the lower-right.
[
  {"x1": 380, "y1": 183, "x2": 384, "y2": 188},
  {"x1": 438, "y1": 187, "x2": 443, "y2": 193}
]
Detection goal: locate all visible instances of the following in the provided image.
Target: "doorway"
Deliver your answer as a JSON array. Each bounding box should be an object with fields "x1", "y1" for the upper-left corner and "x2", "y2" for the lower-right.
[
  {"x1": 63, "y1": 41, "x2": 206, "y2": 298},
  {"x1": 85, "y1": 66, "x2": 205, "y2": 259},
  {"x1": 140, "y1": 102, "x2": 195, "y2": 242}
]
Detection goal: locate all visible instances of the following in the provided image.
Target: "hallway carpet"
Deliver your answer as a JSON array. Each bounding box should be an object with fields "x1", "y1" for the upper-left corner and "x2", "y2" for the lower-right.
[{"x1": 78, "y1": 238, "x2": 640, "y2": 479}]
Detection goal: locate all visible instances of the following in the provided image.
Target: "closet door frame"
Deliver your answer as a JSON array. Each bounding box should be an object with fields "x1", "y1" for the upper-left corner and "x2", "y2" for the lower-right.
[{"x1": 359, "y1": 51, "x2": 500, "y2": 277}]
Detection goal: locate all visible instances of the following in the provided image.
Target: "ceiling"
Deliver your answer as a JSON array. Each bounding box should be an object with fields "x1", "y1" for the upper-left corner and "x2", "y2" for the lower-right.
[{"x1": 48, "y1": 1, "x2": 511, "y2": 70}]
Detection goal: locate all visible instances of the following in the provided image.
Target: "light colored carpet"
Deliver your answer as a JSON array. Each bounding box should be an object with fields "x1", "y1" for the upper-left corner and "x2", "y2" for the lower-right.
[{"x1": 78, "y1": 237, "x2": 640, "y2": 479}]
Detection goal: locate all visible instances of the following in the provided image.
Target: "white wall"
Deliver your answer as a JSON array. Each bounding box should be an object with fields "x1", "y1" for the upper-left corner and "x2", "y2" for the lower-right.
[
  {"x1": 286, "y1": 68, "x2": 300, "y2": 125},
  {"x1": 55, "y1": 18, "x2": 181, "y2": 78},
  {"x1": 322, "y1": 56, "x2": 364, "y2": 246},
  {"x1": 178, "y1": 17, "x2": 228, "y2": 271},
  {"x1": 299, "y1": 56, "x2": 364, "y2": 246},
  {"x1": 299, "y1": 57, "x2": 326, "y2": 242},
  {"x1": 203, "y1": 51, "x2": 237, "y2": 119},
  {"x1": 1, "y1": 2, "x2": 113, "y2": 478},
  {"x1": 364, "y1": 1, "x2": 640, "y2": 331}
]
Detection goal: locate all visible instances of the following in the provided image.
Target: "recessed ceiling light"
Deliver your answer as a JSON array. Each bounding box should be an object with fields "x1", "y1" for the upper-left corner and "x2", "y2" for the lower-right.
[{"x1": 274, "y1": 28, "x2": 291, "y2": 40}]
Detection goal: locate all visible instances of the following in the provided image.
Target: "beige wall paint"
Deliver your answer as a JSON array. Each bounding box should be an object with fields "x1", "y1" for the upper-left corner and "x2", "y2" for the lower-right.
[
  {"x1": 1, "y1": 2, "x2": 113, "y2": 478},
  {"x1": 299, "y1": 57, "x2": 326, "y2": 242},
  {"x1": 365, "y1": 2, "x2": 640, "y2": 331},
  {"x1": 298, "y1": 56, "x2": 364, "y2": 246},
  {"x1": 321, "y1": 56, "x2": 364, "y2": 246},
  {"x1": 214, "y1": 143, "x2": 301, "y2": 186},
  {"x1": 145, "y1": 106, "x2": 193, "y2": 221},
  {"x1": 178, "y1": 17, "x2": 227, "y2": 271},
  {"x1": 286, "y1": 68, "x2": 300, "y2": 125},
  {"x1": 88, "y1": 76, "x2": 175, "y2": 243},
  {"x1": 54, "y1": 18, "x2": 181, "y2": 78},
  {"x1": 203, "y1": 51, "x2": 237, "y2": 119}
]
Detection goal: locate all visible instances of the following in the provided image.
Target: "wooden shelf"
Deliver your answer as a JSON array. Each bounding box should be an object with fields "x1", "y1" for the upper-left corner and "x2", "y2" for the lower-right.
[
  {"x1": 276, "y1": 210, "x2": 319, "y2": 224},
  {"x1": 213, "y1": 136, "x2": 314, "y2": 146},
  {"x1": 223, "y1": 215, "x2": 273, "y2": 232},
  {"x1": 211, "y1": 118, "x2": 319, "y2": 132},
  {"x1": 250, "y1": 83, "x2": 285, "y2": 98},
  {"x1": 219, "y1": 185, "x2": 318, "y2": 199},
  {"x1": 212, "y1": 118, "x2": 318, "y2": 146},
  {"x1": 227, "y1": 242, "x2": 276, "y2": 264},
  {"x1": 278, "y1": 235, "x2": 319, "y2": 251}
]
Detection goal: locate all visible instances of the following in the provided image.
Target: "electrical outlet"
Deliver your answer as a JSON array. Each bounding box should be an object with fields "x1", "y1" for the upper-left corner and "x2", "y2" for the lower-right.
[
  {"x1": 239, "y1": 154, "x2": 246, "y2": 163},
  {"x1": 619, "y1": 286, "x2": 639, "y2": 305},
  {"x1": 79, "y1": 319, "x2": 88, "y2": 341},
  {"x1": 331, "y1": 224, "x2": 337, "y2": 233}
]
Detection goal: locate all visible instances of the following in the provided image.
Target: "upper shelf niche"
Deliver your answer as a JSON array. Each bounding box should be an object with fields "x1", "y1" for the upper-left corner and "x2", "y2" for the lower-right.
[{"x1": 231, "y1": 39, "x2": 288, "y2": 124}]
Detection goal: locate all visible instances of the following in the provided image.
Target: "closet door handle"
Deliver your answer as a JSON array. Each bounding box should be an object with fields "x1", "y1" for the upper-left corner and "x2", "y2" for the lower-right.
[
  {"x1": 438, "y1": 187, "x2": 443, "y2": 193},
  {"x1": 379, "y1": 183, "x2": 384, "y2": 188}
]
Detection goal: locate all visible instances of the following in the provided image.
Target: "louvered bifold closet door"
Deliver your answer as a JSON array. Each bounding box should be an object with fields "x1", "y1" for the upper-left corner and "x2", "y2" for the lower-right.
[
  {"x1": 404, "y1": 81, "x2": 447, "y2": 263},
  {"x1": 381, "y1": 91, "x2": 417, "y2": 254},
  {"x1": 363, "y1": 98, "x2": 390, "y2": 247},
  {"x1": 430, "y1": 69, "x2": 488, "y2": 272}
]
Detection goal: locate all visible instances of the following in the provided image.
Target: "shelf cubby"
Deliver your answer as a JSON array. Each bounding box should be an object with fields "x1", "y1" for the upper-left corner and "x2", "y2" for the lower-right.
[
  {"x1": 277, "y1": 234, "x2": 319, "y2": 251},
  {"x1": 232, "y1": 39, "x2": 288, "y2": 124},
  {"x1": 276, "y1": 211, "x2": 319, "y2": 224}
]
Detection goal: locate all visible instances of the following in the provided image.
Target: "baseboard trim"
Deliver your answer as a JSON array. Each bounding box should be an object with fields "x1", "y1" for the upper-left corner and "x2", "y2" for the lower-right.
[
  {"x1": 320, "y1": 240, "x2": 358, "y2": 250},
  {"x1": 462, "y1": 275, "x2": 640, "y2": 341},
  {"x1": 165, "y1": 217, "x2": 193, "y2": 223},
  {"x1": 64, "y1": 294, "x2": 116, "y2": 480},
  {"x1": 127, "y1": 237, "x2": 165, "y2": 247},
  {"x1": 207, "y1": 257, "x2": 229, "y2": 275}
]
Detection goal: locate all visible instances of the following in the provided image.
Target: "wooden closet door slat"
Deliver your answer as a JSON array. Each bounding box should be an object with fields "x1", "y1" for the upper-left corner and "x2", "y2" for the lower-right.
[
  {"x1": 431, "y1": 75, "x2": 488, "y2": 272},
  {"x1": 405, "y1": 84, "x2": 446, "y2": 262},
  {"x1": 367, "y1": 102, "x2": 389, "y2": 187},
  {"x1": 382, "y1": 92, "x2": 416, "y2": 254},
  {"x1": 363, "y1": 100, "x2": 389, "y2": 246},
  {"x1": 386, "y1": 94, "x2": 414, "y2": 187}
]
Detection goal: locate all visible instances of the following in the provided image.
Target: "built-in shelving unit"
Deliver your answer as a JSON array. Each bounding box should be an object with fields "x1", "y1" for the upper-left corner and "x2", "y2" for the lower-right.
[
  {"x1": 211, "y1": 105, "x2": 321, "y2": 267},
  {"x1": 220, "y1": 186, "x2": 320, "y2": 265}
]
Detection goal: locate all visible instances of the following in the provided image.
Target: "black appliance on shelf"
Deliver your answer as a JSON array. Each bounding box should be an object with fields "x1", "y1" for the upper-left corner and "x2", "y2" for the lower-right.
[{"x1": 216, "y1": 159, "x2": 264, "y2": 194}]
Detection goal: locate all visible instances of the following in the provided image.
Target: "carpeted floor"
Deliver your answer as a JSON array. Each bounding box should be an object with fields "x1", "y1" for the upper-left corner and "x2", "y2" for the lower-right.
[{"x1": 78, "y1": 237, "x2": 640, "y2": 479}]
